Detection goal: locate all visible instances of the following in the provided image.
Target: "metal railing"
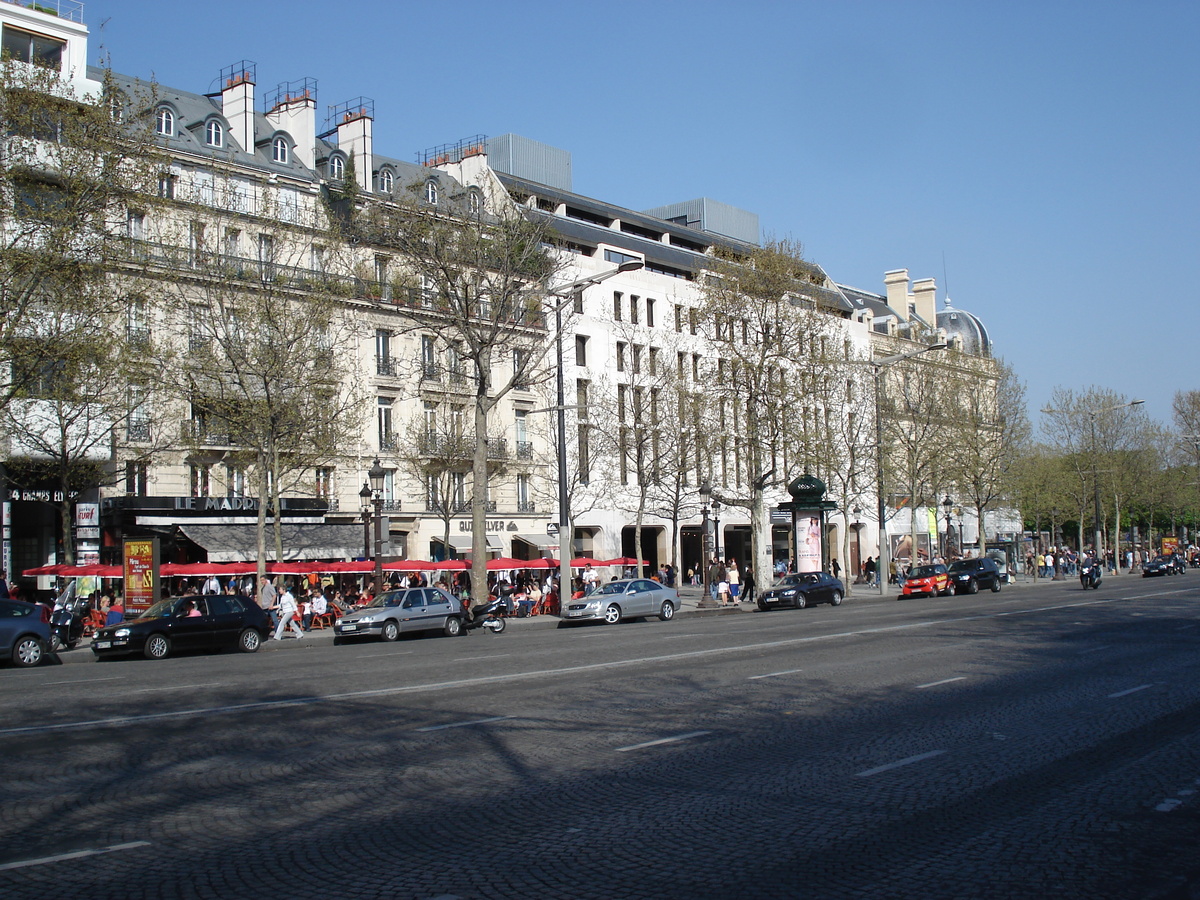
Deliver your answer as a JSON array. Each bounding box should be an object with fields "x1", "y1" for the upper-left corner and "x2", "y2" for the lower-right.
[
  {"x1": 516, "y1": 441, "x2": 534, "y2": 460},
  {"x1": 4, "y1": 0, "x2": 84, "y2": 23}
]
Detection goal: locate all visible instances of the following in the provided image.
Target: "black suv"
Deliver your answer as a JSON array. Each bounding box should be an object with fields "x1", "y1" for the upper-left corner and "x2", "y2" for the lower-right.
[{"x1": 947, "y1": 557, "x2": 1003, "y2": 594}]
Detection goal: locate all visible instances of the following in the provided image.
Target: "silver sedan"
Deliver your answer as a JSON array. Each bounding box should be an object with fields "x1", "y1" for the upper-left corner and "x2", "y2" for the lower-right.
[{"x1": 560, "y1": 578, "x2": 678, "y2": 625}]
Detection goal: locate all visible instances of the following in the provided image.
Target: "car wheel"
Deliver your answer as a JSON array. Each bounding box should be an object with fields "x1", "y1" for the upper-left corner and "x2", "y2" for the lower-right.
[
  {"x1": 793, "y1": 594, "x2": 807, "y2": 609},
  {"x1": 659, "y1": 600, "x2": 675, "y2": 621},
  {"x1": 443, "y1": 617, "x2": 462, "y2": 637},
  {"x1": 990, "y1": 578, "x2": 1002, "y2": 593},
  {"x1": 237, "y1": 628, "x2": 261, "y2": 653},
  {"x1": 144, "y1": 633, "x2": 170, "y2": 660},
  {"x1": 603, "y1": 604, "x2": 622, "y2": 625},
  {"x1": 381, "y1": 620, "x2": 400, "y2": 642},
  {"x1": 756, "y1": 599, "x2": 769, "y2": 612},
  {"x1": 966, "y1": 578, "x2": 979, "y2": 594},
  {"x1": 12, "y1": 635, "x2": 45, "y2": 667},
  {"x1": 829, "y1": 590, "x2": 843, "y2": 607}
]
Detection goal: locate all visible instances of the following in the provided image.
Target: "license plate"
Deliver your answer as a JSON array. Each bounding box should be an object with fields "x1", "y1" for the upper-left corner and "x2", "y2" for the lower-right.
[
  {"x1": 342, "y1": 624, "x2": 357, "y2": 632},
  {"x1": 567, "y1": 611, "x2": 583, "y2": 617},
  {"x1": 95, "y1": 641, "x2": 111, "y2": 649}
]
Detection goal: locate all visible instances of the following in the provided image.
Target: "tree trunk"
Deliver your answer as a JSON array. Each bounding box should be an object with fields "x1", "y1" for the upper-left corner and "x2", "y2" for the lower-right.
[{"x1": 470, "y1": 357, "x2": 492, "y2": 606}]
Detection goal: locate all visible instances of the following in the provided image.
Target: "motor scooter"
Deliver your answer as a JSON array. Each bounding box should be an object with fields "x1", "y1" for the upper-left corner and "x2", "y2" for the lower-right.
[
  {"x1": 49, "y1": 582, "x2": 89, "y2": 651},
  {"x1": 460, "y1": 595, "x2": 506, "y2": 634},
  {"x1": 1079, "y1": 561, "x2": 1102, "y2": 590}
]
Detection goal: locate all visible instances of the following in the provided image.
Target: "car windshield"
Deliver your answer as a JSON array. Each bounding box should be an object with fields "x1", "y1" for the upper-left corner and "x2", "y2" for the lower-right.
[
  {"x1": 948, "y1": 561, "x2": 981, "y2": 573},
  {"x1": 778, "y1": 574, "x2": 819, "y2": 587},
  {"x1": 596, "y1": 582, "x2": 629, "y2": 595},
  {"x1": 138, "y1": 598, "x2": 182, "y2": 618},
  {"x1": 365, "y1": 591, "x2": 404, "y2": 608},
  {"x1": 910, "y1": 566, "x2": 943, "y2": 578}
]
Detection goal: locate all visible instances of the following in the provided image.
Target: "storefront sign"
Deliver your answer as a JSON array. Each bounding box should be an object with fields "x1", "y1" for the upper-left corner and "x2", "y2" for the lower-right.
[
  {"x1": 124, "y1": 538, "x2": 160, "y2": 614},
  {"x1": 75, "y1": 503, "x2": 100, "y2": 527},
  {"x1": 457, "y1": 520, "x2": 518, "y2": 533}
]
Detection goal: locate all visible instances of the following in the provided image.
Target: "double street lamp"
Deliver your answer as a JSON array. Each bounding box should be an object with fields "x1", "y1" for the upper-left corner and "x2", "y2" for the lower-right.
[
  {"x1": 872, "y1": 342, "x2": 947, "y2": 594},
  {"x1": 367, "y1": 457, "x2": 386, "y2": 596},
  {"x1": 942, "y1": 494, "x2": 953, "y2": 559}
]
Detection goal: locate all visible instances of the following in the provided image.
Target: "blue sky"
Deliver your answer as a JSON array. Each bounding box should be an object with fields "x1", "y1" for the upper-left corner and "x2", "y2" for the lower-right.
[{"x1": 85, "y1": 0, "x2": 1198, "y2": 427}]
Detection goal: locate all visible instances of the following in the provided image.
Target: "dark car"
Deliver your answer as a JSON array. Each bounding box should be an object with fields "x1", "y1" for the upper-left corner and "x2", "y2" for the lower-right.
[
  {"x1": 334, "y1": 587, "x2": 465, "y2": 641},
  {"x1": 1142, "y1": 556, "x2": 1179, "y2": 577},
  {"x1": 91, "y1": 594, "x2": 269, "y2": 660},
  {"x1": 757, "y1": 572, "x2": 844, "y2": 611},
  {"x1": 0, "y1": 598, "x2": 52, "y2": 667},
  {"x1": 947, "y1": 557, "x2": 1003, "y2": 594}
]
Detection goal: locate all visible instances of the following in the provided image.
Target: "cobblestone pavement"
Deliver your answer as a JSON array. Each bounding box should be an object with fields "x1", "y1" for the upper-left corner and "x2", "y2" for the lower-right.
[{"x1": 2, "y1": 576, "x2": 1199, "y2": 899}]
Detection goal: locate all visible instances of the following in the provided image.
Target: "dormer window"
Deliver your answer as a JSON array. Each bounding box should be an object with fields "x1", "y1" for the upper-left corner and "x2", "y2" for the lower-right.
[
  {"x1": 377, "y1": 168, "x2": 393, "y2": 193},
  {"x1": 329, "y1": 155, "x2": 344, "y2": 180},
  {"x1": 424, "y1": 180, "x2": 439, "y2": 205},
  {"x1": 205, "y1": 120, "x2": 223, "y2": 147},
  {"x1": 272, "y1": 136, "x2": 288, "y2": 164},
  {"x1": 155, "y1": 107, "x2": 174, "y2": 136},
  {"x1": 468, "y1": 189, "x2": 483, "y2": 214}
]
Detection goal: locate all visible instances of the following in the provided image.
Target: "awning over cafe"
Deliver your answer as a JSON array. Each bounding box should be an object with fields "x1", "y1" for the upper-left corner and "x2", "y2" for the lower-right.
[
  {"x1": 178, "y1": 524, "x2": 366, "y2": 562},
  {"x1": 432, "y1": 534, "x2": 503, "y2": 552}
]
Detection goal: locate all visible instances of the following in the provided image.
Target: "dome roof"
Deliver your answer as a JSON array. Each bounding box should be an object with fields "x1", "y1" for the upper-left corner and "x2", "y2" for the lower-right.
[{"x1": 937, "y1": 300, "x2": 992, "y2": 356}]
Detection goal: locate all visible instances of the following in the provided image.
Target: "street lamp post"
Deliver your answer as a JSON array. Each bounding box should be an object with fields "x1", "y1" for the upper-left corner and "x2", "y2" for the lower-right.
[
  {"x1": 359, "y1": 482, "x2": 372, "y2": 561},
  {"x1": 942, "y1": 495, "x2": 953, "y2": 560},
  {"x1": 872, "y1": 342, "x2": 948, "y2": 595},
  {"x1": 368, "y1": 457, "x2": 386, "y2": 596},
  {"x1": 712, "y1": 498, "x2": 722, "y2": 564},
  {"x1": 546, "y1": 258, "x2": 645, "y2": 611},
  {"x1": 698, "y1": 479, "x2": 716, "y2": 607}
]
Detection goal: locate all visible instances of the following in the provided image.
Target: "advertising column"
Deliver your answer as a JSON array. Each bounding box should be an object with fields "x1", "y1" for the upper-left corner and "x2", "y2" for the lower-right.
[{"x1": 123, "y1": 538, "x2": 160, "y2": 615}]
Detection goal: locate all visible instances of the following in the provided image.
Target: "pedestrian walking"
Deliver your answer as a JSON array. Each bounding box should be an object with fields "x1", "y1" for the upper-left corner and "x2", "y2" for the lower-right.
[
  {"x1": 273, "y1": 584, "x2": 304, "y2": 640},
  {"x1": 742, "y1": 565, "x2": 756, "y2": 606}
]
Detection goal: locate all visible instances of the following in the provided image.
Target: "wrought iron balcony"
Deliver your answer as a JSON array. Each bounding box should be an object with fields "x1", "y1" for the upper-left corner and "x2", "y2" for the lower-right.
[
  {"x1": 516, "y1": 441, "x2": 533, "y2": 460},
  {"x1": 125, "y1": 326, "x2": 151, "y2": 350},
  {"x1": 377, "y1": 358, "x2": 397, "y2": 377},
  {"x1": 485, "y1": 438, "x2": 508, "y2": 460},
  {"x1": 126, "y1": 421, "x2": 151, "y2": 442},
  {"x1": 517, "y1": 501, "x2": 536, "y2": 513}
]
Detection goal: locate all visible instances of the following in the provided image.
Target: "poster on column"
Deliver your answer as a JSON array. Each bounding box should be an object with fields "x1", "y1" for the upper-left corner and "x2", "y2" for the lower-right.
[
  {"x1": 123, "y1": 538, "x2": 160, "y2": 615},
  {"x1": 796, "y1": 515, "x2": 822, "y2": 573}
]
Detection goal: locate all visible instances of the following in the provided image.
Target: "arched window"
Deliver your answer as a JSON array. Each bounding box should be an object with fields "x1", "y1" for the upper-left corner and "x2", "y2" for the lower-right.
[
  {"x1": 468, "y1": 188, "x2": 483, "y2": 214},
  {"x1": 377, "y1": 168, "x2": 393, "y2": 193},
  {"x1": 329, "y1": 155, "x2": 344, "y2": 180},
  {"x1": 272, "y1": 136, "x2": 289, "y2": 164},
  {"x1": 155, "y1": 107, "x2": 174, "y2": 136},
  {"x1": 424, "y1": 180, "x2": 439, "y2": 205},
  {"x1": 205, "y1": 120, "x2": 223, "y2": 147}
]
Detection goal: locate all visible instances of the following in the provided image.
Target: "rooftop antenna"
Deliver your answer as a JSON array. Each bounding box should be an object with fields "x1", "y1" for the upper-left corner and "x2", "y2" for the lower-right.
[{"x1": 942, "y1": 250, "x2": 952, "y2": 307}]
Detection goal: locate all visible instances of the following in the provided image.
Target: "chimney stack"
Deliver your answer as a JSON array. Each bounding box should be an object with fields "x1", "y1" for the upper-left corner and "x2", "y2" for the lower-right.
[{"x1": 220, "y1": 61, "x2": 256, "y2": 154}]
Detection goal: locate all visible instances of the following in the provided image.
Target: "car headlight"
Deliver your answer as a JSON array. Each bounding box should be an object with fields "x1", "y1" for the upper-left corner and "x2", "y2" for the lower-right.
[
  {"x1": 334, "y1": 618, "x2": 342, "y2": 626},
  {"x1": 114, "y1": 628, "x2": 130, "y2": 637},
  {"x1": 781, "y1": 589, "x2": 797, "y2": 596}
]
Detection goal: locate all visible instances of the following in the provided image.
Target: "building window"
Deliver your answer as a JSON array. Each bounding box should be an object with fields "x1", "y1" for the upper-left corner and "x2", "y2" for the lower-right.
[
  {"x1": 646, "y1": 297, "x2": 656, "y2": 328},
  {"x1": 631, "y1": 344, "x2": 642, "y2": 375},
  {"x1": 376, "y1": 168, "x2": 393, "y2": 193},
  {"x1": 572, "y1": 289, "x2": 584, "y2": 314},
  {"x1": 315, "y1": 467, "x2": 333, "y2": 498},
  {"x1": 126, "y1": 211, "x2": 144, "y2": 240},
  {"x1": 630, "y1": 295, "x2": 639, "y2": 325},
  {"x1": 689, "y1": 308, "x2": 698, "y2": 335},
  {"x1": 648, "y1": 346, "x2": 659, "y2": 376},
  {"x1": 157, "y1": 172, "x2": 175, "y2": 199},
  {"x1": 578, "y1": 423, "x2": 590, "y2": 483},
  {"x1": 189, "y1": 464, "x2": 211, "y2": 498},
  {"x1": 575, "y1": 335, "x2": 588, "y2": 367},
  {"x1": 375, "y1": 329, "x2": 392, "y2": 376},
  {"x1": 604, "y1": 249, "x2": 640, "y2": 266},
  {"x1": 257, "y1": 234, "x2": 275, "y2": 280},
  {"x1": 1, "y1": 26, "x2": 64, "y2": 69},
  {"x1": 612, "y1": 291, "x2": 622, "y2": 322},
  {"x1": 576, "y1": 379, "x2": 589, "y2": 420},
  {"x1": 125, "y1": 461, "x2": 148, "y2": 496},
  {"x1": 512, "y1": 348, "x2": 529, "y2": 389},
  {"x1": 329, "y1": 155, "x2": 344, "y2": 180},
  {"x1": 374, "y1": 255, "x2": 391, "y2": 300},
  {"x1": 205, "y1": 119, "x2": 223, "y2": 147},
  {"x1": 272, "y1": 136, "x2": 288, "y2": 164},
  {"x1": 377, "y1": 397, "x2": 394, "y2": 450},
  {"x1": 468, "y1": 189, "x2": 483, "y2": 214},
  {"x1": 424, "y1": 180, "x2": 439, "y2": 204},
  {"x1": 616, "y1": 342, "x2": 626, "y2": 373},
  {"x1": 517, "y1": 474, "x2": 531, "y2": 510},
  {"x1": 422, "y1": 335, "x2": 437, "y2": 378},
  {"x1": 126, "y1": 384, "x2": 151, "y2": 439},
  {"x1": 155, "y1": 107, "x2": 174, "y2": 136},
  {"x1": 674, "y1": 304, "x2": 683, "y2": 333},
  {"x1": 226, "y1": 464, "x2": 247, "y2": 498}
]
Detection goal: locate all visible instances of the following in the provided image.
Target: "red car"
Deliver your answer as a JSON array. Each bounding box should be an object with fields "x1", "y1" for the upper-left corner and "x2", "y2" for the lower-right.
[{"x1": 900, "y1": 564, "x2": 951, "y2": 598}]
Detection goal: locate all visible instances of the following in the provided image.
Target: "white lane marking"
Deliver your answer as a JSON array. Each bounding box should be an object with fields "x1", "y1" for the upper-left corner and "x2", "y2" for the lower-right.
[
  {"x1": 451, "y1": 655, "x2": 510, "y2": 662},
  {"x1": 616, "y1": 731, "x2": 711, "y2": 752},
  {"x1": 915, "y1": 677, "x2": 966, "y2": 689},
  {"x1": 1108, "y1": 684, "x2": 1155, "y2": 699},
  {"x1": 0, "y1": 595, "x2": 1149, "y2": 738},
  {"x1": 749, "y1": 668, "x2": 803, "y2": 680},
  {"x1": 1079, "y1": 645, "x2": 1111, "y2": 654},
  {"x1": 415, "y1": 715, "x2": 513, "y2": 733},
  {"x1": 856, "y1": 749, "x2": 946, "y2": 778},
  {"x1": 132, "y1": 683, "x2": 223, "y2": 694},
  {"x1": 0, "y1": 840, "x2": 151, "y2": 871},
  {"x1": 1176, "y1": 624, "x2": 1197, "y2": 631},
  {"x1": 41, "y1": 677, "x2": 122, "y2": 686},
  {"x1": 1156, "y1": 799, "x2": 1184, "y2": 812}
]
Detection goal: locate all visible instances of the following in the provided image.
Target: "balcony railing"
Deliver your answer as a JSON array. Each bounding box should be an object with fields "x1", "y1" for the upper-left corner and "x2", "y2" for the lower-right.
[
  {"x1": 125, "y1": 326, "x2": 151, "y2": 350},
  {"x1": 126, "y1": 421, "x2": 151, "y2": 442},
  {"x1": 517, "y1": 501, "x2": 536, "y2": 513},
  {"x1": 376, "y1": 358, "x2": 396, "y2": 377},
  {"x1": 380, "y1": 499, "x2": 403, "y2": 512},
  {"x1": 485, "y1": 438, "x2": 508, "y2": 460},
  {"x1": 516, "y1": 441, "x2": 533, "y2": 460},
  {"x1": 379, "y1": 434, "x2": 397, "y2": 452},
  {"x1": 180, "y1": 419, "x2": 233, "y2": 446}
]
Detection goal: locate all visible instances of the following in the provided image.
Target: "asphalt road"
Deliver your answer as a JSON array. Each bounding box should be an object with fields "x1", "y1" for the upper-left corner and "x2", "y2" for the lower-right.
[{"x1": 2, "y1": 574, "x2": 1199, "y2": 899}]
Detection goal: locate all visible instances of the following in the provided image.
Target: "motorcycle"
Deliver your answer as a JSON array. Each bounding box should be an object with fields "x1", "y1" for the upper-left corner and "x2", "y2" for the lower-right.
[
  {"x1": 49, "y1": 582, "x2": 89, "y2": 651},
  {"x1": 460, "y1": 596, "x2": 506, "y2": 634},
  {"x1": 1080, "y1": 561, "x2": 1102, "y2": 590}
]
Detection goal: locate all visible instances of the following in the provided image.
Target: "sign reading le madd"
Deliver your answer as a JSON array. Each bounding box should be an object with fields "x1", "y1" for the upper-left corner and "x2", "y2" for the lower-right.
[{"x1": 124, "y1": 538, "x2": 160, "y2": 615}]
